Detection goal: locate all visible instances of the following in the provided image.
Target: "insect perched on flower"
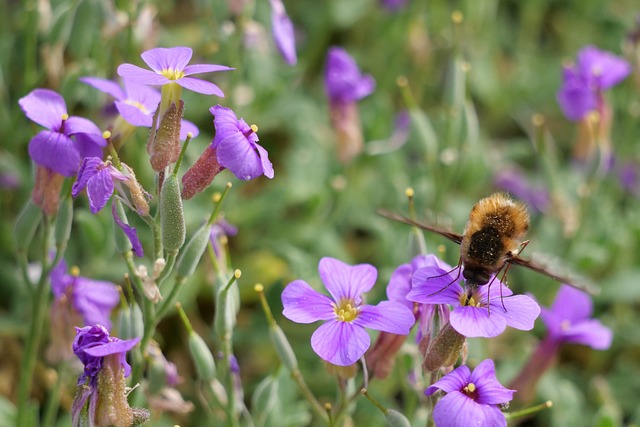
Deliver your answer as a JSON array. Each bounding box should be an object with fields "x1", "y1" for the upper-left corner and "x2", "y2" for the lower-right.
[{"x1": 380, "y1": 192, "x2": 598, "y2": 295}]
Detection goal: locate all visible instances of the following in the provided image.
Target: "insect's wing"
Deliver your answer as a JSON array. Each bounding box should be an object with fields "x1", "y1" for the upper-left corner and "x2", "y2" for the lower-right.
[
  {"x1": 378, "y1": 209, "x2": 463, "y2": 245},
  {"x1": 509, "y1": 253, "x2": 600, "y2": 296}
]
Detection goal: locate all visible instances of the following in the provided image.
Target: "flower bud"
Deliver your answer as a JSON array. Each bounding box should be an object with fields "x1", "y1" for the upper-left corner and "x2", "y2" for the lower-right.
[
  {"x1": 422, "y1": 321, "x2": 466, "y2": 372},
  {"x1": 269, "y1": 324, "x2": 298, "y2": 372},
  {"x1": 214, "y1": 287, "x2": 234, "y2": 341},
  {"x1": 32, "y1": 166, "x2": 64, "y2": 215},
  {"x1": 15, "y1": 199, "x2": 42, "y2": 253},
  {"x1": 160, "y1": 174, "x2": 185, "y2": 253},
  {"x1": 385, "y1": 409, "x2": 412, "y2": 427},
  {"x1": 148, "y1": 101, "x2": 183, "y2": 172},
  {"x1": 181, "y1": 145, "x2": 224, "y2": 200},
  {"x1": 329, "y1": 101, "x2": 364, "y2": 164},
  {"x1": 365, "y1": 332, "x2": 407, "y2": 379},
  {"x1": 175, "y1": 224, "x2": 210, "y2": 278},
  {"x1": 188, "y1": 332, "x2": 216, "y2": 382}
]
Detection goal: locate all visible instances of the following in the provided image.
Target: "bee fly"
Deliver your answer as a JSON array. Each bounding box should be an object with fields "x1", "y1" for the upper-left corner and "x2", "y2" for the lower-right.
[{"x1": 380, "y1": 192, "x2": 599, "y2": 296}]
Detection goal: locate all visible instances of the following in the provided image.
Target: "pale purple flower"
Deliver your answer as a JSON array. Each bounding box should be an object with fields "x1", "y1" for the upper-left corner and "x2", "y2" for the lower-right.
[
  {"x1": 366, "y1": 110, "x2": 411, "y2": 155},
  {"x1": 618, "y1": 161, "x2": 640, "y2": 197},
  {"x1": 80, "y1": 77, "x2": 199, "y2": 139},
  {"x1": 557, "y1": 45, "x2": 631, "y2": 121},
  {"x1": 72, "y1": 157, "x2": 129, "y2": 214},
  {"x1": 269, "y1": 0, "x2": 297, "y2": 65},
  {"x1": 493, "y1": 168, "x2": 550, "y2": 213},
  {"x1": 408, "y1": 258, "x2": 540, "y2": 338},
  {"x1": 541, "y1": 285, "x2": 612, "y2": 349},
  {"x1": 19, "y1": 89, "x2": 106, "y2": 177},
  {"x1": 117, "y1": 47, "x2": 233, "y2": 96},
  {"x1": 380, "y1": 0, "x2": 408, "y2": 11},
  {"x1": 51, "y1": 260, "x2": 119, "y2": 330},
  {"x1": 425, "y1": 359, "x2": 515, "y2": 427},
  {"x1": 325, "y1": 47, "x2": 375, "y2": 103},
  {"x1": 210, "y1": 105, "x2": 274, "y2": 180},
  {"x1": 281, "y1": 257, "x2": 414, "y2": 366},
  {"x1": 210, "y1": 218, "x2": 238, "y2": 262}
]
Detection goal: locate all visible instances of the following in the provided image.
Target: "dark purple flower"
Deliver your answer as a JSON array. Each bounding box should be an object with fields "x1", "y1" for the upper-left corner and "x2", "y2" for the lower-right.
[
  {"x1": 210, "y1": 105, "x2": 274, "y2": 180},
  {"x1": 117, "y1": 47, "x2": 233, "y2": 96},
  {"x1": 72, "y1": 157, "x2": 128, "y2": 214},
  {"x1": 73, "y1": 324, "x2": 140, "y2": 385},
  {"x1": 407, "y1": 257, "x2": 540, "y2": 338},
  {"x1": 618, "y1": 161, "x2": 640, "y2": 197},
  {"x1": 19, "y1": 89, "x2": 106, "y2": 177},
  {"x1": 425, "y1": 359, "x2": 515, "y2": 427},
  {"x1": 80, "y1": 77, "x2": 199, "y2": 139},
  {"x1": 51, "y1": 260, "x2": 120, "y2": 329},
  {"x1": 541, "y1": 285, "x2": 612, "y2": 349},
  {"x1": 281, "y1": 257, "x2": 414, "y2": 366},
  {"x1": 112, "y1": 203, "x2": 144, "y2": 257},
  {"x1": 325, "y1": 47, "x2": 375, "y2": 103},
  {"x1": 557, "y1": 46, "x2": 631, "y2": 121},
  {"x1": 493, "y1": 168, "x2": 550, "y2": 213},
  {"x1": 269, "y1": 0, "x2": 297, "y2": 65}
]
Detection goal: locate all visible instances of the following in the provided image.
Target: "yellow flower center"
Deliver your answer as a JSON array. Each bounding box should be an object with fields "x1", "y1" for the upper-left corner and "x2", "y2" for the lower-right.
[
  {"x1": 459, "y1": 290, "x2": 483, "y2": 308},
  {"x1": 162, "y1": 68, "x2": 185, "y2": 81},
  {"x1": 334, "y1": 299, "x2": 358, "y2": 323},
  {"x1": 464, "y1": 382, "x2": 476, "y2": 393},
  {"x1": 125, "y1": 100, "x2": 149, "y2": 114},
  {"x1": 560, "y1": 320, "x2": 571, "y2": 331}
]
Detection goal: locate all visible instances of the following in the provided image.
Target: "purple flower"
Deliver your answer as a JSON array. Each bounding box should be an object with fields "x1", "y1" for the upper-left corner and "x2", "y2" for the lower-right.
[
  {"x1": 80, "y1": 77, "x2": 199, "y2": 139},
  {"x1": 112, "y1": 203, "x2": 144, "y2": 257},
  {"x1": 73, "y1": 325, "x2": 140, "y2": 385},
  {"x1": 618, "y1": 161, "x2": 640, "y2": 197},
  {"x1": 425, "y1": 359, "x2": 515, "y2": 427},
  {"x1": 72, "y1": 157, "x2": 129, "y2": 214},
  {"x1": 541, "y1": 285, "x2": 612, "y2": 349},
  {"x1": 210, "y1": 218, "x2": 238, "y2": 264},
  {"x1": 281, "y1": 257, "x2": 414, "y2": 366},
  {"x1": 117, "y1": 47, "x2": 233, "y2": 96},
  {"x1": 269, "y1": 0, "x2": 297, "y2": 65},
  {"x1": 557, "y1": 45, "x2": 631, "y2": 121},
  {"x1": 19, "y1": 89, "x2": 106, "y2": 177},
  {"x1": 325, "y1": 47, "x2": 375, "y2": 103},
  {"x1": 210, "y1": 105, "x2": 274, "y2": 180},
  {"x1": 493, "y1": 168, "x2": 550, "y2": 213},
  {"x1": 51, "y1": 261, "x2": 120, "y2": 330},
  {"x1": 407, "y1": 257, "x2": 540, "y2": 338},
  {"x1": 380, "y1": 0, "x2": 408, "y2": 11}
]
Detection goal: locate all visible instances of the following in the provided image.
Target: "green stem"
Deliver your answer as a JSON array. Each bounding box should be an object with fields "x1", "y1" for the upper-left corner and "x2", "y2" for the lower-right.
[
  {"x1": 42, "y1": 363, "x2": 69, "y2": 427},
  {"x1": 222, "y1": 340, "x2": 239, "y2": 427},
  {"x1": 156, "y1": 250, "x2": 178, "y2": 288},
  {"x1": 156, "y1": 276, "x2": 187, "y2": 320},
  {"x1": 141, "y1": 214, "x2": 162, "y2": 260}
]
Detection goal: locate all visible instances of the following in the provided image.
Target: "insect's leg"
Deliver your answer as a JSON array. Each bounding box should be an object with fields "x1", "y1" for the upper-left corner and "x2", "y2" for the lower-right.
[{"x1": 426, "y1": 258, "x2": 462, "y2": 297}]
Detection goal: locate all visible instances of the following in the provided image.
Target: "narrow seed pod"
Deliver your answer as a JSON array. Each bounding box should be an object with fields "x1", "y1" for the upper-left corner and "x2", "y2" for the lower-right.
[
  {"x1": 175, "y1": 224, "x2": 210, "y2": 278},
  {"x1": 251, "y1": 374, "x2": 278, "y2": 421},
  {"x1": 54, "y1": 196, "x2": 73, "y2": 248},
  {"x1": 214, "y1": 288, "x2": 235, "y2": 341},
  {"x1": 385, "y1": 410, "x2": 412, "y2": 427},
  {"x1": 117, "y1": 304, "x2": 144, "y2": 341},
  {"x1": 188, "y1": 332, "x2": 216, "y2": 381},
  {"x1": 160, "y1": 174, "x2": 185, "y2": 253},
  {"x1": 269, "y1": 324, "x2": 298, "y2": 372},
  {"x1": 15, "y1": 199, "x2": 42, "y2": 252}
]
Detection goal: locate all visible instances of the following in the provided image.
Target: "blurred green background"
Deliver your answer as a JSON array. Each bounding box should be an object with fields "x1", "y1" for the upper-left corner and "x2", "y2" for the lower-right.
[{"x1": 1, "y1": 0, "x2": 640, "y2": 426}]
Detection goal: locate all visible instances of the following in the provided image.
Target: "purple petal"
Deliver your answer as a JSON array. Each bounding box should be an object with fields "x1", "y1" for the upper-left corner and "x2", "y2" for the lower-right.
[
  {"x1": 111, "y1": 203, "x2": 144, "y2": 257},
  {"x1": 281, "y1": 280, "x2": 335, "y2": 323},
  {"x1": 408, "y1": 267, "x2": 463, "y2": 305},
  {"x1": 216, "y1": 132, "x2": 268, "y2": 180},
  {"x1": 115, "y1": 100, "x2": 154, "y2": 127},
  {"x1": 386, "y1": 263, "x2": 413, "y2": 309},
  {"x1": 450, "y1": 306, "x2": 506, "y2": 338},
  {"x1": 325, "y1": 47, "x2": 375, "y2": 102},
  {"x1": 177, "y1": 77, "x2": 225, "y2": 96},
  {"x1": 122, "y1": 79, "x2": 161, "y2": 111},
  {"x1": 83, "y1": 337, "x2": 140, "y2": 357},
  {"x1": 141, "y1": 47, "x2": 193, "y2": 73},
  {"x1": 255, "y1": 144, "x2": 275, "y2": 179},
  {"x1": 270, "y1": 0, "x2": 297, "y2": 65},
  {"x1": 51, "y1": 259, "x2": 71, "y2": 297},
  {"x1": 86, "y1": 168, "x2": 115, "y2": 214},
  {"x1": 65, "y1": 116, "x2": 103, "y2": 139},
  {"x1": 471, "y1": 359, "x2": 515, "y2": 405},
  {"x1": 80, "y1": 77, "x2": 126, "y2": 100},
  {"x1": 318, "y1": 257, "x2": 377, "y2": 303},
  {"x1": 577, "y1": 45, "x2": 631, "y2": 89},
  {"x1": 432, "y1": 392, "x2": 506, "y2": 427},
  {"x1": 74, "y1": 133, "x2": 107, "y2": 159},
  {"x1": 183, "y1": 64, "x2": 234, "y2": 75},
  {"x1": 491, "y1": 294, "x2": 540, "y2": 331},
  {"x1": 557, "y1": 82, "x2": 596, "y2": 121},
  {"x1": 559, "y1": 319, "x2": 613, "y2": 349},
  {"x1": 355, "y1": 301, "x2": 414, "y2": 334},
  {"x1": 29, "y1": 130, "x2": 80, "y2": 177},
  {"x1": 72, "y1": 157, "x2": 103, "y2": 197},
  {"x1": 74, "y1": 278, "x2": 120, "y2": 329},
  {"x1": 310, "y1": 320, "x2": 370, "y2": 366},
  {"x1": 550, "y1": 285, "x2": 593, "y2": 321},
  {"x1": 180, "y1": 119, "x2": 200, "y2": 140},
  {"x1": 425, "y1": 364, "x2": 470, "y2": 395},
  {"x1": 19, "y1": 89, "x2": 66, "y2": 130},
  {"x1": 118, "y1": 64, "x2": 170, "y2": 85}
]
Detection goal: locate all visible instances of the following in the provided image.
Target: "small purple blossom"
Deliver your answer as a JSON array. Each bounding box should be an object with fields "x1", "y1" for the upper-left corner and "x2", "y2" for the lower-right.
[
  {"x1": 425, "y1": 359, "x2": 515, "y2": 427},
  {"x1": 117, "y1": 47, "x2": 233, "y2": 96},
  {"x1": 541, "y1": 285, "x2": 612, "y2": 349},
  {"x1": 19, "y1": 89, "x2": 106, "y2": 177},
  {"x1": 51, "y1": 260, "x2": 120, "y2": 330},
  {"x1": 493, "y1": 168, "x2": 550, "y2": 213},
  {"x1": 210, "y1": 105, "x2": 274, "y2": 180},
  {"x1": 281, "y1": 257, "x2": 414, "y2": 366},
  {"x1": 325, "y1": 47, "x2": 375, "y2": 104},
  {"x1": 380, "y1": 0, "x2": 408, "y2": 11},
  {"x1": 73, "y1": 325, "x2": 140, "y2": 385},
  {"x1": 269, "y1": 0, "x2": 297, "y2": 65},
  {"x1": 80, "y1": 77, "x2": 199, "y2": 139},
  {"x1": 72, "y1": 157, "x2": 129, "y2": 214},
  {"x1": 557, "y1": 45, "x2": 631, "y2": 121},
  {"x1": 407, "y1": 257, "x2": 540, "y2": 338}
]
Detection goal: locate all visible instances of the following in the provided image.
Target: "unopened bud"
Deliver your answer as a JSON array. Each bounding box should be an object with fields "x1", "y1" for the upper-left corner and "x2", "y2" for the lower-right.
[
  {"x1": 269, "y1": 324, "x2": 298, "y2": 372},
  {"x1": 181, "y1": 145, "x2": 224, "y2": 200},
  {"x1": 117, "y1": 304, "x2": 144, "y2": 341},
  {"x1": 329, "y1": 101, "x2": 364, "y2": 164},
  {"x1": 366, "y1": 332, "x2": 408, "y2": 379},
  {"x1": 385, "y1": 409, "x2": 412, "y2": 427},
  {"x1": 160, "y1": 175, "x2": 185, "y2": 253},
  {"x1": 175, "y1": 224, "x2": 211, "y2": 278},
  {"x1": 148, "y1": 101, "x2": 183, "y2": 171},
  {"x1": 188, "y1": 332, "x2": 216, "y2": 381},
  {"x1": 15, "y1": 199, "x2": 42, "y2": 253},
  {"x1": 422, "y1": 321, "x2": 466, "y2": 372},
  {"x1": 32, "y1": 166, "x2": 64, "y2": 215}
]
